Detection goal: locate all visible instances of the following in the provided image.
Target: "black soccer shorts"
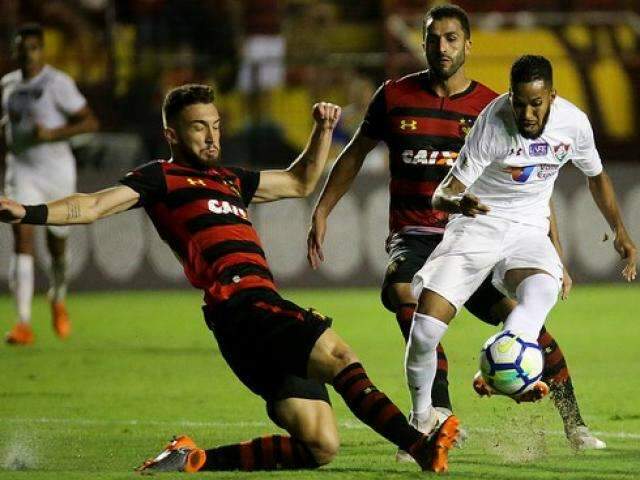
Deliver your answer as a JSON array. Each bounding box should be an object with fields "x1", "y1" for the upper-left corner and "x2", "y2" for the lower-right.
[
  {"x1": 203, "y1": 290, "x2": 332, "y2": 405},
  {"x1": 381, "y1": 232, "x2": 506, "y2": 325}
]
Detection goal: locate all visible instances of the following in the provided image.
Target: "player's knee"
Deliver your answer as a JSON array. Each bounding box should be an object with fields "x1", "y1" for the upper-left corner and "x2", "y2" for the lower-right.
[
  {"x1": 407, "y1": 317, "x2": 439, "y2": 355},
  {"x1": 538, "y1": 277, "x2": 560, "y2": 303},
  {"x1": 331, "y1": 344, "x2": 358, "y2": 372},
  {"x1": 306, "y1": 430, "x2": 340, "y2": 465},
  {"x1": 517, "y1": 274, "x2": 559, "y2": 306},
  {"x1": 383, "y1": 282, "x2": 415, "y2": 311},
  {"x1": 416, "y1": 289, "x2": 455, "y2": 321}
]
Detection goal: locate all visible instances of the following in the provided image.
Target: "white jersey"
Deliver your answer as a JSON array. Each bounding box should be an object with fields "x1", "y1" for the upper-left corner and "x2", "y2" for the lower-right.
[
  {"x1": 2, "y1": 65, "x2": 86, "y2": 184},
  {"x1": 451, "y1": 94, "x2": 602, "y2": 229}
]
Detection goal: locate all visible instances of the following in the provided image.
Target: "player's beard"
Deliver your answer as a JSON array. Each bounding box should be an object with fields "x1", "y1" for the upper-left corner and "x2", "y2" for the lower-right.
[
  {"x1": 518, "y1": 107, "x2": 551, "y2": 139},
  {"x1": 428, "y1": 49, "x2": 465, "y2": 81},
  {"x1": 176, "y1": 141, "x2": 219, "y2": 169}
]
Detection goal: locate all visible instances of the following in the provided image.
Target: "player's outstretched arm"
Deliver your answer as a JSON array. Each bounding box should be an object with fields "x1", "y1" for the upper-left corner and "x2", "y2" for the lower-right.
[
  {"x1": 0, "y1": 185, "x2": 140, "y2": 226},
  {"x1": 251, "y1": 102, "x2": 341, "y2": 204},
  {"x1": 307, "y1": 129, "x2": 378, "y2": 269},
  {"x1": 432, "y1": 171, "x2": 490, "y2": 217},
  {"x1": 587, "y1": 170, "x2": 637, "y2": 281}
]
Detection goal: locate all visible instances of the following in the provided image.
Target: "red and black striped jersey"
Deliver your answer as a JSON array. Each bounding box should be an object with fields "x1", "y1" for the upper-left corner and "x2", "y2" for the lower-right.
[
  {"x1": 119, "y1": 160, "x2": 277, "y2": 306},
  {"x1": 361, "y1": 70, "x2": 497, "y2": 235}
]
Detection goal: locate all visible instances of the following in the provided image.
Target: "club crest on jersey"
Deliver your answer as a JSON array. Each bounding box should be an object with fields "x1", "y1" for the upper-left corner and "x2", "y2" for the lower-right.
[
  {"x1": 553, "y1": 143, "x2": 571, "y2": 161},
  {"x1": 208, "y1": 199, "x2": 248, "y2": 219},
  {"x1": 223, "y1": 179, "x2": 241, "y2": 196},
  {"x1": 458, "y1": 118, "x2": 474, "y2": 137},
  {"x1": 187, "y1": 178, "x2": 206, "y2": 187},
  {"x1": 529, "y1": 143, "x2": 548, "y2": 156},
  {"x1": 399, "y1": 119, "x2": 417, "y2": 131}
]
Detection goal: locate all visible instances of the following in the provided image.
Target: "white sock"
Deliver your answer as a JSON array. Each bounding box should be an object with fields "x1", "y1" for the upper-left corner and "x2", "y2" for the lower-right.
[
  {"x1": 13, "y1": 253, "x2": 34, "y2": 324},
  {"x1": 49, "y1": 255, "x2": 68, "y2": 303},
  {"x1": 405, "y1": 312, "x2": 448, "y2": 420},
  {"x1": 503, "y1": 273, "x2": 559, "y2": 341}
]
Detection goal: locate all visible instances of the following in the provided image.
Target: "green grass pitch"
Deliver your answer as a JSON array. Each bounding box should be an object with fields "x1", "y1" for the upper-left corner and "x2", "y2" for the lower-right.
[{"x1": 0, "y1": 285, "x2": 638, "y2": 479}]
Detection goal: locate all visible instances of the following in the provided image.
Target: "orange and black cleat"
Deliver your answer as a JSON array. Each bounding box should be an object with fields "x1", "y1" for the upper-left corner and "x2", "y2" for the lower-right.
[
  {"x1": 5, "y1": 322, "x2": 35, "y2": 346},
  {"x1": 409, "y1": 415, "x2": 460, "y2": 473},
  {"x1": 472, "y1": 371, "x2": 549, "y2": 403},
  {"x1": 136, "y1": 435, "x2": 206, "y2": 473},
  {"x1": 51, "y1": 301, "x2": 71, "y2": 339}
]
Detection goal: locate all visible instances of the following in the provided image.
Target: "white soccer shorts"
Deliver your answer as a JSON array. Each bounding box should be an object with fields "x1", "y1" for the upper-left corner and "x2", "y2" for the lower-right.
[
  {"x1": 4, "y1": 165, "x2": 75, "y2": 238},
  {"x1": 411, "y1": 215, "x2": 563, "y2": 311}
]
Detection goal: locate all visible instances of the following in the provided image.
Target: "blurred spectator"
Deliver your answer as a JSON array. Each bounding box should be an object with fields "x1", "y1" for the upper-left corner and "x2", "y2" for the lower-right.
[
  {"x1": 223, "y1": 91, "x2": 297, "y2": 169},
  {"x1": 237, "y1": 0, "x2": 285, "y2": 93},
  {"x1": 333, "y1": 72, "x2": 387, "y2": 172}
]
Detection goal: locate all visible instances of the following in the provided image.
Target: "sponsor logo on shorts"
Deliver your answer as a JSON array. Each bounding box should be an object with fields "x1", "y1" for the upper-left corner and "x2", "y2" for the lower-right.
[{"x1": 529, "y1": 143, "x2": 548, "y2": 156}]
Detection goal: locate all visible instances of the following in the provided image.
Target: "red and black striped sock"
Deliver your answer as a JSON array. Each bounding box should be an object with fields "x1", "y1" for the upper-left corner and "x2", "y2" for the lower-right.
[
  {"x1": 333, "y1": 362, "x2": 423, "y2": 452},
  {"x1": 202, "y1": 435, "x2": 319, "y2": 471},
  {"x1": 395, "y1": 303, "x2": 415, "y2": 341},
  {"x1": 538, "y1": 327, "x2": 585, "y2": 428},
  {"x1": 432, "y1": 343, "x2": 453, "y2": 412}
]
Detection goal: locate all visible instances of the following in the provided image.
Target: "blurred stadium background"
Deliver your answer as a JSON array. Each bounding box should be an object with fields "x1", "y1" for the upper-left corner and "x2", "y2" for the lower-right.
[{"x1": 1, "y1": 0, "x2": 640, "y2": 292}]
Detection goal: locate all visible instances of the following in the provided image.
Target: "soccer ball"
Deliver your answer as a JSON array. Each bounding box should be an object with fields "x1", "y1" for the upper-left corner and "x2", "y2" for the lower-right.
[{"x1": 479, "y1": 330, "x2": 544, "y2": 396}]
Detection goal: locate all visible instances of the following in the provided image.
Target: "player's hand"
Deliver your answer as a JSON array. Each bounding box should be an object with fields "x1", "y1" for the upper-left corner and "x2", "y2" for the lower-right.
[
  {"x1": 307, "y1": 213, "x2": 327, "y2": 269},
  {"x1": 560, "y1": 266, "x2": 573, "y2": 300},
  {"x1": 34, "y1": 124, "x2": 57, "y2": 142},
  {"x1": 0, "y1": 197, "x2": 26, "y2": 223},
  {"x1": 312, "y1": 102, "x2": 341, "y2": 130},
  {"x1": 613, "y1": 228, "x2": 637, "y2": 281},
  {"x1": 459, "y1": 193, "x2": 490, "y2": 217}
]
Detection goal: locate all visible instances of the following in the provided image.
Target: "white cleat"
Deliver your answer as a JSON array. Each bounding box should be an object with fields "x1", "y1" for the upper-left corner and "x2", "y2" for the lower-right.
[{"x1": 566, "y1": 425, "x2": 607, "y2": 450}]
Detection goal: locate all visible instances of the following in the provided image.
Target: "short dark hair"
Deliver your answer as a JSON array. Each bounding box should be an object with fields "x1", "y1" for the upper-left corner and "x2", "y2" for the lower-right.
[
  {"x1": 423, "y1": 4, "x2": 471, "y2": 40},
  {"x1": 510, "y1": 55, "x2": 553, "y2": 88},
  {"x1": 15, "y1": 23, "x2": 44, "y2": 43},
  {"x1": 162, "y1": 84, "x2": 215, "y2": 127}
]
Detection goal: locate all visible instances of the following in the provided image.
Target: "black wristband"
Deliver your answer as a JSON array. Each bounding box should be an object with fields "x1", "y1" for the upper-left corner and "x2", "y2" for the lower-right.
[{"x1": 22, "y1": 204, "x2": 48, "y2": 224}]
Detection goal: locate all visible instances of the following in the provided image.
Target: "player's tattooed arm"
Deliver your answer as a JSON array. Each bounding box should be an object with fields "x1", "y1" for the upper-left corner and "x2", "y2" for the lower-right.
[
  {"x1": 252, "y1": 102, "x2": 341, "y2": 203},
  {"x1": 65, "y1": 201, "x2": 82, "y2": 221},
  {"x1": 432, "y1": 171, "x2": 490, "y2": 217},
  {"x1": 587, "y1": 171, "x2": 637, "y2": 281},
  {"x1": 0, "y1": 186, "x2": 140, "y2": 226},
  {"x1": 46, "y1": 186, "x2": 140, "y2": 224}
]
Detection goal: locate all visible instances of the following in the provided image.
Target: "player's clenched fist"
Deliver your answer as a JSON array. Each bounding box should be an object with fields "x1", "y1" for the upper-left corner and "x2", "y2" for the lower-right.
[
  {"x1": 0, "y1": 198, "x2": 26, "y2": 223},
  {"x1": 312, "y1": 102, "x2": 341, "y2": 130}
]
